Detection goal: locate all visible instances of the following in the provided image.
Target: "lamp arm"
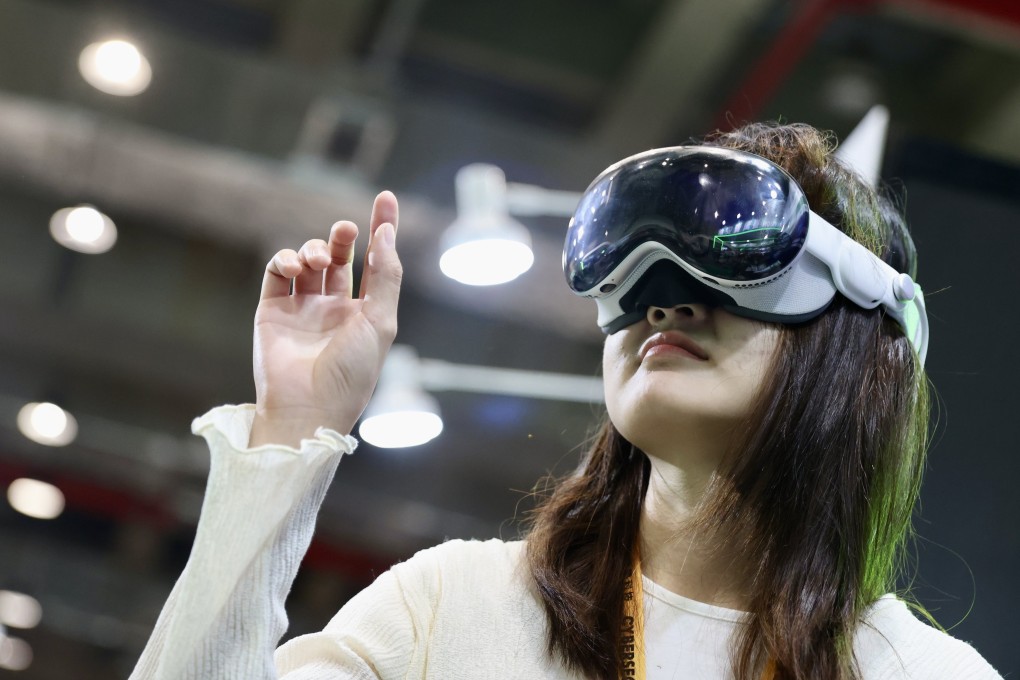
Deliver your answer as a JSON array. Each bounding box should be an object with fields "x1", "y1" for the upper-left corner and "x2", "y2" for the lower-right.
[
  {"x1": 418, "y1": 358, "x2": 604, "y2": 403},
  {"x1": 505, "y1": 182, "x2": 582, "y2": 218}
]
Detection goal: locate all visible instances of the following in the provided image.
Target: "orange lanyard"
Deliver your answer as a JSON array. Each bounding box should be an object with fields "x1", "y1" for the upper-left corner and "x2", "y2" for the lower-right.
[
  {"x1": 620, "y1": 556, "x2": 647, "y2": 679},
  {"x1": 620, "y1": 553, "x2": 777, "y2": 680}
]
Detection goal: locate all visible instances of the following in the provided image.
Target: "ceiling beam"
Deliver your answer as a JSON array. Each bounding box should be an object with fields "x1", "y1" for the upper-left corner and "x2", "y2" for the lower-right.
[
  {"x1": 0, "y1": 92, "x2": 602, "y2": 343},
  {"x1": 277, "y1": 0, "x2": 378, "y2": 66}
]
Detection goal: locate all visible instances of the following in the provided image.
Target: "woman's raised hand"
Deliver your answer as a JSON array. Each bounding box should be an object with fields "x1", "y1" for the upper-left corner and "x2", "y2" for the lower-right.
[{"x1": 248, "y1": 191, "x2": 402, "y2": 447}]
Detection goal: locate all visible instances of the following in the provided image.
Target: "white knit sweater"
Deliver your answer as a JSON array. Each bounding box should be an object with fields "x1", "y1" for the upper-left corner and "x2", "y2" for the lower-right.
[{"x1": 129, "y1": 405, "x2": 1003, "y2": 679}]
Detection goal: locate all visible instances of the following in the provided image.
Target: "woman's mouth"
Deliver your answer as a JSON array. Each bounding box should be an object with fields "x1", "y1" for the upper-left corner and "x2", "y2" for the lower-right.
[{"x1": 639, "y1": 331, "x2": 710, "y2": 361}]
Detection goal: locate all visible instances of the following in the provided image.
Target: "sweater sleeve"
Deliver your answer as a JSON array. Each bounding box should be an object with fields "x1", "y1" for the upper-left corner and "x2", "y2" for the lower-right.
[{"x1": 129, "y1": 404, "x2": 357, "y2": 680}]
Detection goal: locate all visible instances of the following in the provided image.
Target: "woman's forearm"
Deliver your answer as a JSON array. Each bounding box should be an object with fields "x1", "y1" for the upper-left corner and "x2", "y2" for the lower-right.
[{"x1": 129, "y1": 405, "x2": 354, "y2": 680}]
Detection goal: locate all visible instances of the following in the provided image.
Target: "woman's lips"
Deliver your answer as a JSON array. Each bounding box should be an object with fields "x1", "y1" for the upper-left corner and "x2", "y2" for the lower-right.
[{"x1": 639, "y1": 331, "x2": 709, "y2": 361}]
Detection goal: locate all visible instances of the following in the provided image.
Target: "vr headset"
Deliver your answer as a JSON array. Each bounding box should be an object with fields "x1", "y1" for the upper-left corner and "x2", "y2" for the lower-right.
[{"x1": 563, "y1": 146, "x2": 928, "y2": 364}]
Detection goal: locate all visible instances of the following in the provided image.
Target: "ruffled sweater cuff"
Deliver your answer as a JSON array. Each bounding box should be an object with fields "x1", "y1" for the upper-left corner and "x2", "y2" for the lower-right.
[{"x1": 191, "y1": 404, "x2": 359, "y2": 455}]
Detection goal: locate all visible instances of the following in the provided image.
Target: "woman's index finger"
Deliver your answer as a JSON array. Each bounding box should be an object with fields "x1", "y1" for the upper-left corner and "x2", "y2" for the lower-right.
[
  {"x1": 361, "y1": 191, "x2": 399, "y2": 298},
  {"x1": 370, "y1": 191, "x2": 399, "y2": 234}
]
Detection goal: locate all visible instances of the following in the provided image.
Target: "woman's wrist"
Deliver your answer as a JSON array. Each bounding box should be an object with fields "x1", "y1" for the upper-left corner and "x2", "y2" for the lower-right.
[{"x1": 247, "y1": 406, "x2": 354, "y2": 448}]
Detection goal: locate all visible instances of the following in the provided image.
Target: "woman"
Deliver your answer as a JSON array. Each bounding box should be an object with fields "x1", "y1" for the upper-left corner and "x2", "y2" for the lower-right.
[{"x1": 130, "y1": 123, "x2": 1002, "y2": 679}]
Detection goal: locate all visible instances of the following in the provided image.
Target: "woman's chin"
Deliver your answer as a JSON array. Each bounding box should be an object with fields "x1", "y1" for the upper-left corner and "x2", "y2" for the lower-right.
[{"x1": 614, "y1": 404, "x2": 742, "y2": 454}]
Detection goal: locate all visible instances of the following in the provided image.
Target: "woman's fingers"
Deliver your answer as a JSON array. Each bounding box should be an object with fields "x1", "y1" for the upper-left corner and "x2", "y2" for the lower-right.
[
  {"x1": 360, "y1": 192, "x2": 402, "y2": 337},
  {"x1": 324, "y1": 220, "x2": 358, "y2": 297},
  {"x1": 260, "y1": 191, "x2": 399, "y2": 307},
  {"x1": 294, "y1": 239, "x2": 330, "y2": 294},
  {"x1": 261, "y1": 248, "x2": 301, "y2": 299},
  {"x1": 361, "y1": 191, "x2": 399, "y2": 298},
  {"x1": 361, "y1": 221, "x2": 402, "y2": 340},
  {"x1": 370, "y1": 191, "x2": 399, "y2": 234}
]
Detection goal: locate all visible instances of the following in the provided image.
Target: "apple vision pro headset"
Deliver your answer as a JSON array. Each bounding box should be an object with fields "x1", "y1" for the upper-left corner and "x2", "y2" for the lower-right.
[{"x1": 562, "y1": 146, "x2": 928, "y2": 365}]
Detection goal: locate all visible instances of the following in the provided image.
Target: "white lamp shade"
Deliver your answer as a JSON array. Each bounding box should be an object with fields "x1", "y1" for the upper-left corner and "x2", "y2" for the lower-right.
[
  {"x1": 439, "y1": 213, "x2": 534, "y2": 286},
  {"x1": 359, "y1": 410, "x2": 444, "y2": 449},
  {"x1": 359, "y1": 346, "x2": 443, "y2": 448},
  {"x1": 441, "y1": 164, "x2": 535, "y2": 285},
  {"x1": 359, "y1": 387, "x2": 443, "y2": 448}
]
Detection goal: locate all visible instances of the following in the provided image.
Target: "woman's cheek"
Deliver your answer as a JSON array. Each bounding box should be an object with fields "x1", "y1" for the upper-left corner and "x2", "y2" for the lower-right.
[{"x1": 601, "y1": 338, "x2": 635, "y2": 431}]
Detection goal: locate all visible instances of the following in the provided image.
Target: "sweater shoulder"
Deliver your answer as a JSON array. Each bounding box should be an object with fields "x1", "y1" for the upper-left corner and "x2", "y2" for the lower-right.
[
  {"x1": 413, "y1": 536, "x2": 524, "y2": 565},
  {"x1": 390, "y1": 538, "x2": 526, "y2": 589},
  {"x1": 387, "y1": 538, "x2": 543, "y2": 648},
  {"x1": 855, "y1": 596, "x2": 1002, "y2": 679}
]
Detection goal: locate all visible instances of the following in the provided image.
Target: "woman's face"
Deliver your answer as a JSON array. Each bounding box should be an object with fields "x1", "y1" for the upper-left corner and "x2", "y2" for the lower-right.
[{"x1": 603, "y1": 304, "x2": 781, "y2": 461}]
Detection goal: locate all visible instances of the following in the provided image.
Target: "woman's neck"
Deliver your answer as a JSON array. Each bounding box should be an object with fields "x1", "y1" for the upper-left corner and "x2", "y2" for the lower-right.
[{"x1": 639, "y1": 455, "x2": 751, "y2": 611}]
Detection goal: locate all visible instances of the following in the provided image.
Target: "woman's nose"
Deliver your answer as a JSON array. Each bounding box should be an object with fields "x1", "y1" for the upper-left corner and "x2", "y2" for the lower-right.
[{"x1": 646, "y1": 303, "x2": 710, "y2": 327}]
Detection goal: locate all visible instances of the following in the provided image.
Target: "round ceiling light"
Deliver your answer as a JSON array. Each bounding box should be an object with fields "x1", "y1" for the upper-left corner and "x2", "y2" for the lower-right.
[
  {"x1": 0, "y1": 635, "x2": 32, "y2": 671},
  {"x1": 439, "y1": 236, "x2": 534, "y2": 286},
  {"x1": 6, "y1": 478, "x2": 65, "y2": 520},
  {"x1": 16, "y1": 402, "x2": 78, "y2": 447},
  {"x1": 79, "y1": 39, "x2": 152, "y2": 96},
  {"x1": 359, "y1": 409, "x2": 444, "y2": 449},
  {"x1": 49, "y1": 206, "x2": 117, "y2": 254},
  {"x1": 0, "y1": 591, "x2": 42, "y2": 630}
]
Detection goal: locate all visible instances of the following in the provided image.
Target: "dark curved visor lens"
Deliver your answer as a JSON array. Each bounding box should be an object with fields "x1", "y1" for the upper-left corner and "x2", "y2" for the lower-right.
[{"x1": 564, "y1": 147, "x2": 809, "y2": 292}]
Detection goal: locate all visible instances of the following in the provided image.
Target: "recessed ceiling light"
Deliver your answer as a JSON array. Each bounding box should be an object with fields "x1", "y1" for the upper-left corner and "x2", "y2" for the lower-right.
[
  {"x1": 16, "y1": 402, "x2": 78, "y2": 447},
  {"x1": 79, "y1": 39, "x2": 152, "y2": 96},
  {"x1": 49, "y1": 205, "x2": 117, "y2": 254},
  {"x1": 0, "y1": 591, "x2": 42, "y2": 630},
  {"x1": 0, "y1": 635, "x2": 32, "y2": 671},
  {"x1": 6, "y1": 478, "x2": 65, "y2": 520}
]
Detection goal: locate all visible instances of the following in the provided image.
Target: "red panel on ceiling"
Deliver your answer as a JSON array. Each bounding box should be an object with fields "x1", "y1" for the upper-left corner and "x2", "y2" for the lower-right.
[
  {"x1": 713, "y1": 0, "x2": 1017, "y2": 129},
  {"x1": 913, "y1": 0, "x2": 1020, "y2": 27},
  {"x1": 713, "y1": 0, "x2": 847, "y2": 129}
]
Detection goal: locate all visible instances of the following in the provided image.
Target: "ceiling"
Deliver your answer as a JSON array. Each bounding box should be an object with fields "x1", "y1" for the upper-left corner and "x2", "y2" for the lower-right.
[{"x1": 0, "y1": 0, "x2": 1017, "y2": 676}]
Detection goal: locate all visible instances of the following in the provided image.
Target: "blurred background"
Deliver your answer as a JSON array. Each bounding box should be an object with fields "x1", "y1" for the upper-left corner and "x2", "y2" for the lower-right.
[{"x1": 0, "y1": 0, "x2": 1017, "y2": 676}]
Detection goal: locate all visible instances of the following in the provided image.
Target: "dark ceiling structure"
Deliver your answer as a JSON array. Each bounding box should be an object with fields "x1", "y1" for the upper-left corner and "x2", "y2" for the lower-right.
[{"x1": 0, "y1": 0, "x2": 1017, "y2": 677}]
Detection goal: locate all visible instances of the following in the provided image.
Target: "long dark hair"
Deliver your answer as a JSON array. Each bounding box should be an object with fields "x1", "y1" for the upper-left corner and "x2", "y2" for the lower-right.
[{"x1": 526, "y1": 123, "x2": 930, "y2": 680}]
